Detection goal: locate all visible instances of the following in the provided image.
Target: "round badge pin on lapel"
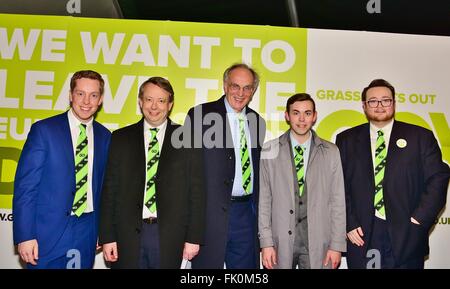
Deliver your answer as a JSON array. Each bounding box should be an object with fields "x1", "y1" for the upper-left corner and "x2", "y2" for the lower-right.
[{"x1": 396, "y1": 138, "x2": 407, "y2": 148}]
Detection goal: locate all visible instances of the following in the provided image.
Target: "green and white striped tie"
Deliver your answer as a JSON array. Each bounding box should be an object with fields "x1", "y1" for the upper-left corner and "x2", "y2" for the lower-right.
[
  {"x1": 145, "y1": 128, "x2": 159, "y2": 213},
  {"x1": 294, "y1": 145, "x2": 305, "y2": 197},
  {"x1": 374, "y1": 130, "x2": 386, "y2": 217},
  {"x1": 239, "y1": 116, "x2": 251, "y2": 195},
  {"x1": 72, "y1": 124, "x2": 88, "y2": 217}
]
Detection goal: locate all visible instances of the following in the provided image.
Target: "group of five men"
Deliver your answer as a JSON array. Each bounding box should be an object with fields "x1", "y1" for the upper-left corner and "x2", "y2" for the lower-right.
[{"x1": 13, "y1": 64, "x2": 449, "y2": 269}]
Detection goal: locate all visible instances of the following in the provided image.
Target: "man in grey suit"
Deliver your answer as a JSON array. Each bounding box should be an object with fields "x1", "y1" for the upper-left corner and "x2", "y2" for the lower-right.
[{"x1": 259, "y1": 93, "x2": 346, "y2": 269}]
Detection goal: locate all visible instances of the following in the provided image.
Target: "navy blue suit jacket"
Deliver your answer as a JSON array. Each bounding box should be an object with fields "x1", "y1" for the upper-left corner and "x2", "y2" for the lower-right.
[
  {"x1": 13, "y1": 112, "x2": 111, "y2": 258},
  {"x1": 186, "y1": 96, "x2": 266, "y2": 268},
  {"x1": 336, "y1": 120, "x2": 449, "y2": 268}
]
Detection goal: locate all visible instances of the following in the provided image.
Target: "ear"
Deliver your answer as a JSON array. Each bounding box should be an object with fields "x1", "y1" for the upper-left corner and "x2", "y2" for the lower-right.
[
  {"x1": 98, "y1": 94, "x2": 104, "y2": 106},
  {"x1": 138, "y1": 98, "x2": 143, "y2": 109},
  {"x1": 223, "y1": 82, "x2": 227, "y2": 94},
  {"x1": 284, "y1": 111, "x2": 290, "y2": 122},
  {"x1": 312, "y1": 111, "x2": 318, "y2": 123},
  {"x1": 168, "y1": 101, "x2": 174, "y2": 111}
]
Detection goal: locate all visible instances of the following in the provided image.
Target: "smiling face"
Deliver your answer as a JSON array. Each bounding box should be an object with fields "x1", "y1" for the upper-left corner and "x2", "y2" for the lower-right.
[
  {"x1": 69, "y1": 78, "x2": 104, "y2": 122},
  {"x1": 363, "y1": 86, "x2": 396, "y2": 127},
  {"x1": 285, "y1": 100, "x2": 317, "y2": 143},
  {"x1": 223, "y1": 67, "x2": 256, "y2": 113},
  {"x1": 138, "y1": 83, "x2": 173, "y2": 127}
]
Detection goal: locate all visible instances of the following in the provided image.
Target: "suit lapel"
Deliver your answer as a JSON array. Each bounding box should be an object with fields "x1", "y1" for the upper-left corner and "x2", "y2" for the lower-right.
[
  {"x1": 158, "y1": 119, "x2": 176, "y2": 173},
  {"x1": 216, "y1": 96, "x2": 234, "y2": 150},
  {"x1": 59, "y1": 112, "x2": 75, "y2": 179},
  {"x1": 280, "y1": 132, "x2": 297, "y2": 205},
  {"x1": 134, "y1": 119, "x2": 146, "y2": 196},
  {"x1": 307, "y1": 131, "x2": 319, "y2": 168},
  {"x1": 214, "y1": 97, "x2": 236, "y2": 175},
  {"x1": 384, "y1": 120, "x2": 401, "y2": 185},
  {"x1": 357, "y1": 124, "x2": 376, "y2": 190}
]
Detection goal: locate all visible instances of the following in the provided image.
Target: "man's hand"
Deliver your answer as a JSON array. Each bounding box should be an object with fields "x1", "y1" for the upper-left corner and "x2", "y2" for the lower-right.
[
  {"x1": 261, "y1": 247, "x2": 277, "y2": 269},
  {"x1": 18, "y1": 239, "x2": 38, "y2": 265},
  {"x1": 347, "y1": 227, "x2": 365, "y2": 246},
  {"x1": 323, "y1": 249, "x2": 341, "y2": 269},
  {"x1": 182, "y1": 242, "x2": 200, "y2": 260},
  {"x1": 102, "y1": 242, "x2": 118, "y2": 262}
]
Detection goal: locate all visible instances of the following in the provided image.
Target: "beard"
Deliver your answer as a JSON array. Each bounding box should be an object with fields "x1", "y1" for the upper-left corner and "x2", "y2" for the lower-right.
[{"x1": 364, "y1": 109, "x2": 395, "y2": 123}]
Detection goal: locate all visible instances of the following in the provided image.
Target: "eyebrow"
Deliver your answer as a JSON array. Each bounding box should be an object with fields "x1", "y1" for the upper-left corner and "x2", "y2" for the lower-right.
[
  {"x1": 367, "y1": 96, "x2": 392, "y2": 100},
  {"x1": 292, "y1": 109, "x2": 313, "y2": 113},
  {"x1": 74, "y1": 89, "x2": 99, "y2": 93}
]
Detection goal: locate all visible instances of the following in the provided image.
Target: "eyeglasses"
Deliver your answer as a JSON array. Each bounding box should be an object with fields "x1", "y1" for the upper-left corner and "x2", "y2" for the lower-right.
[
  {"x1": 228, "y1": 83, "x2": 254, "y2": 94},
  {"x1": 366, "y1": 99, "x2": 394, "y2": 108}
]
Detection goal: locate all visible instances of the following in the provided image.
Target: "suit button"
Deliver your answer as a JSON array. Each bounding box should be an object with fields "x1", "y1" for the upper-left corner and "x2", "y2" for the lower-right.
[
  {"x1": 136, "y1": 228, "x2": 141, "y2": 234},
  {"x1": 288, "y1": 230, "x2": 292, "y2": 235},
  {"x1": 299, "y1": 201, "x2": 303, "y2": 205},
  {"x1": 298, "y1": 218, "x2": 302, "y2": 223},
  {"x1": 66, "y1": 211, "x2": 70, "y2": 216},
  {"x1": 222, "y1": 207, "x2": 227, "y2": 212},
  {"x1": 290, "y1": 210, "x2": 294, "y2": 214},
  {"x1": 228, "y1": 155, "x2": 233, "y2": 160}
]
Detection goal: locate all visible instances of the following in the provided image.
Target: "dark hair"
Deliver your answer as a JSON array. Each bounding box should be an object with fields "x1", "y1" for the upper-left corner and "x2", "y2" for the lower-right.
[
  {"x1": 286, "y1": 93, "x2": 316, "y2": 112},
  {"x1": 362, "y1": 79, "x2": 395, "y2": 101},
  {"x1": 138, "y1": 77, "x2": 174, "y2": 102},
  {"x1": 223, "y1": 63, "x2": 260, "y2": 90},
  {"x1": 70, "y1": 70, "x2": 104, "y2": 95}
]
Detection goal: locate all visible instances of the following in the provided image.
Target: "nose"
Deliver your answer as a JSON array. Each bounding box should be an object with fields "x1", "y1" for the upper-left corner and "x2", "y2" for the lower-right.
[{"x1": 82, "y1": 95, "x2": 90, "y2": 104}]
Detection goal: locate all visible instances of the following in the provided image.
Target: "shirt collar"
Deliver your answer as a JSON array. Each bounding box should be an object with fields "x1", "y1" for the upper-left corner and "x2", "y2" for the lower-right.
[
  {"x1": 144, "y1": 118, "x2": 167, "y2": 132},
  {"x1": 369, "y1": 119, "x2": 394, "y2": 136},
  {"x1": 290, "y1": 130, "x2": 312, "y2": 149},
  {"x1": 224, "y1": 97, "x2": 246, "y2": 119},
  {"x1": 68, "y1": 108, "x2": 93, "y2": 129}
]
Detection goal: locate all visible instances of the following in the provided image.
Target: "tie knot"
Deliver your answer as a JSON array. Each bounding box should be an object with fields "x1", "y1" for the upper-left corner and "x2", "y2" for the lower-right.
[
  {"x1": 79, "y1": 123, "x2": 87, "y2": 133},
  {"x1": 377, "y1": 130, "x2": 384, "y2": 137},
  {"x1": 295, "y1": 145, "x2": 303, "y2": 155},
  {"x1": 150, "y1": 127, "x2": 159, "y2": 137}
]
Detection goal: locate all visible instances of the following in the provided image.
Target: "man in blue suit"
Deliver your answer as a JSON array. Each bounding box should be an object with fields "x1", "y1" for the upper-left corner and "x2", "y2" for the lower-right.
[
  {"x1": 336, "y1": 79, "x2": 449, "y2": 269},
  {"x1": 13, "y1": 70, "x2": 111, "y2": 269},
  {"x1": 186, "y1": 63, "x2": 266, "y2": 268}
]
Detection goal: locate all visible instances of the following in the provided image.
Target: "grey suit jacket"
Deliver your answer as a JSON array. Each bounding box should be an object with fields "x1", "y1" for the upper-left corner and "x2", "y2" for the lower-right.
[{"x1": 258, "y1": 130, "x2": 346, "y2": 268}]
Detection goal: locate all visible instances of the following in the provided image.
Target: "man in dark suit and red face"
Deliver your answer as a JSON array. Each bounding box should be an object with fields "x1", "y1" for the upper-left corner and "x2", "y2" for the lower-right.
[{"x1": 336, "y1": 79, "x2": 449, "y2": 269}]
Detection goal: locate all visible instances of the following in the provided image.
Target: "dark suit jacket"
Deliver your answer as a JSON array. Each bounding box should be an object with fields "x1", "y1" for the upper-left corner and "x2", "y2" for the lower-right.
[
  {"x1": 336, "y1": 120, "x2": 449, "y2": 268},
  {"x1": 13, "y1": 112, "x2": 111, "y2": 257},
  {"x1": 99, "y1": 118, "x2": 205, "y2": 269},
  {"x1": 186, "y1": 96, "x2": 266, "y2": 268}
]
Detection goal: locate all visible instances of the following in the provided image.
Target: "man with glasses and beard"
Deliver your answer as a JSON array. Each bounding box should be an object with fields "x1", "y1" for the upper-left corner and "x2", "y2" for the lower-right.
[{"x1": 336, "y1": 79, "x2": 449, "y2": 269}]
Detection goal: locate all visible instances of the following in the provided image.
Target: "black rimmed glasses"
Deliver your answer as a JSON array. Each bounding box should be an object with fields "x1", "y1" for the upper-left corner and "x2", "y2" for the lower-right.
[{"x1": 366, "y1": 99, "x2": 394, "y2": 108}]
